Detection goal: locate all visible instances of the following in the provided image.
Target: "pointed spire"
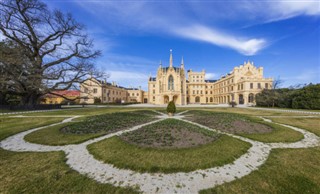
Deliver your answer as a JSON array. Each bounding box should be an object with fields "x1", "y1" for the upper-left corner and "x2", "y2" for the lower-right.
[
  {"x1": 181, "y1": 56, "x2": 184, "y2": 69},
  {"x1": 159, "y1": 60, "x2": 162, "y2": 68},
  {"x1": 169, "y1": 49, "x2": 173, "y2": 67}
]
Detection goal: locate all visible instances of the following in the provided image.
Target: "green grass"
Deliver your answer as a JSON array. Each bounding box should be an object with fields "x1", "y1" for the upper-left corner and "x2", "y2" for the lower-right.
[
  {"x1": 88, "y1": 135, "x2": 251, "y2": 173},
  {"x1": 13, "y1": 107, "x2": 150, "y2": 117},
  {"x1": 24, "y1": 122, "x2": 104, "y2": 145},
  {"x1": 196, "y1": 107, "x2": 312, "y2": 116},
  {"x1": 185, "y1": 110, "x2": 304, "y2": 143},
  {"x1": 267, "y1": 117, "x2": 320, "y2": 136},
  {"x1": 237, "y1": 122, "x2": 304, "y2": 143},
  {"x1": 25, "y1": 110, "x2": 158, "y2": 145},
  {"x1": 61, "y1": 110, "x2": 157, "y2": 134},
  {"x1": 0, "y1": 117, "x2": 65, "y2": 141},
  {"x1": 200, "y1": 147, "x2": 320, "y2": 194},
  {"x1": 155, "y1": 109, "x2": 186, "y2": 114},
  {"x1": 0, "y1": 149, "x2": 138, "y2": 194},
  {"x1": 0, "y1": 115, "x2": 140, "y2": 193}
]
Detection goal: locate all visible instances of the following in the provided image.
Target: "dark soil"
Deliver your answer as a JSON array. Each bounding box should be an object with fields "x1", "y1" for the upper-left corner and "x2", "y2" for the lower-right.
[
  {"x1": 60, "y1": 110, "x2": 157, "y2": 134},
  {"x1": 120, "y1": 119, "x2": 220, "y2": 149},
  {"x1": 184, "y1": 110, "x2": 274, "y2": 134}
]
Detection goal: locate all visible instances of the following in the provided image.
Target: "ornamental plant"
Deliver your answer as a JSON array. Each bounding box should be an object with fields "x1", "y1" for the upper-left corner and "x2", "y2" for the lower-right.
[
  {"x1": 229, "y1": 101, "x2": 237, "y2": 108},
  {"x1": 166, "y1": 101, "x2": 176, "y2": 114}
]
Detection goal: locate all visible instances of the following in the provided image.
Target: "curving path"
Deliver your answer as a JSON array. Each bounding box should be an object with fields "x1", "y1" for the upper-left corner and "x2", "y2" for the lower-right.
[{"x1": 0, "y1": 111, "x2": 319, "y2": 194}]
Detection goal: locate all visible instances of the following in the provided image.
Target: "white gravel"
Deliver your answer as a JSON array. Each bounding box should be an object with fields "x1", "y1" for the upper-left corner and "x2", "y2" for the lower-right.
[{"x1": 0, "y1": 113, "x2": 319, "y2": 194}]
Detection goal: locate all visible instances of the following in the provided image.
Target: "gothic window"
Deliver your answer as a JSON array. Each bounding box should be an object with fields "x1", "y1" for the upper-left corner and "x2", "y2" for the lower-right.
[
  {"x1": 168, "y1": 75, "x2": 174, "y2": 90},
  {"x1": 258, "y1": 83, "x2": 261, "y2": 89}
]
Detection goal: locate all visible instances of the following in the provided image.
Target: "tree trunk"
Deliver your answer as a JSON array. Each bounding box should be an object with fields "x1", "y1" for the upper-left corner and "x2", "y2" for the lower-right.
[{"x1": 20, "y1": 92, "x2": 41, "y2": 106}]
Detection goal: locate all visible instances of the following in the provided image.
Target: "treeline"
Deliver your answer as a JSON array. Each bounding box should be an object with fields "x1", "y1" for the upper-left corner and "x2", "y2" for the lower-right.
[{"x1": 256, "y1": 84, "x2": 320, "y2": 110}]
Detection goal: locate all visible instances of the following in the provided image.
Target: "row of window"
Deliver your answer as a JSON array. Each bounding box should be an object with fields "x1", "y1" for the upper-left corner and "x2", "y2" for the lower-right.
[{"x1": 129, "y1": 93, "x2": 140, "y2": 96}]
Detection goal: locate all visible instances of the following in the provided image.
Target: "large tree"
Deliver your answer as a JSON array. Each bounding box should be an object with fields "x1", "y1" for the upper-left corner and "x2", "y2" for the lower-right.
[{"x1": 0, "y1": 0, "x2": 102, "y2": 105}]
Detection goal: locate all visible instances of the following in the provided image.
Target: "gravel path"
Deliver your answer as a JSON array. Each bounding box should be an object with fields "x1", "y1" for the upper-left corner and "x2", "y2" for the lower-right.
[{"x1": 0, "y1": 113, "x2": 319, "y2": 194}]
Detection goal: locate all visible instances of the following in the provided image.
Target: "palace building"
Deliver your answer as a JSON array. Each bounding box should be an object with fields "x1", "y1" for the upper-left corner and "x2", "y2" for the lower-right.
[{"x1": 80, "y1": 51, "x2": 273, "y2": 105}]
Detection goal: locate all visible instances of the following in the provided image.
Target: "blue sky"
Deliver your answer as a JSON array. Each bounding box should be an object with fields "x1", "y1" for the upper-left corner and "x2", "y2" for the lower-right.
[{"x1": 45, "y1": 0, "x2": 319, "y2": 90}]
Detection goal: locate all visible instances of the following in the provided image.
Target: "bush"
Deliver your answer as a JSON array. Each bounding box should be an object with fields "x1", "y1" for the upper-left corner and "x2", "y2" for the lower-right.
[
  {"x1": 166, "y1": 101, "x2": 176, "y2": 114},
  {"x1": 256, "y1": 84, "x2": 320, "y2": 110},
  {"x1": 94, "y1": 97, "x2": 101, "y2": 104},
  {"x1": 229, "y1": 101, "x2": 237, "y2": 108}
]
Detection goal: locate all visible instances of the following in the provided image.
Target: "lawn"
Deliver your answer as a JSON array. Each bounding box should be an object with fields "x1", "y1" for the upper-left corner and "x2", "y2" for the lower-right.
[
  {"x1": 25, "y1": 110, "x2": 158, "y2": 145},
  {"x1": 0, "y1": 115, "x2": 139, "y2": 193},
  {"x1": 17, "y1": 107, "x2": 139, "y2": 116},
  {"x1": 24, "y1": 122, "x2": 104, "y2": 145},
  {"x1": 1, "y1": 107, "x2": 319, "y2": 193},
  {"x1": 200, "y1": 147, "x2": 320, "y2": 194},
  {"x1": 88, "y1": 134, "x2": 251, "y2": 173},
  {"x1": 0, "y1": 149, "x2": 138, "y2": 193},
  {"x1": 0, "y1": 117, "x2": 65, "y2": 141},
  {"x1": 194, "y1": 107, "x2": 312, "y2": 116},
  {"x1": 184, "y1": 110, "x2": 304, "y2": 143},
  {"x1": 267, "y1": 117, "x2": 320, "y2": 136}
]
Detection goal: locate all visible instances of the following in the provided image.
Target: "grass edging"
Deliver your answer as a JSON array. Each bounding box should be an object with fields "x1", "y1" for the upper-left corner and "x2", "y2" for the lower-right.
[{"x1": 88, "y1": 135, "x2": 251, "y2": 174}]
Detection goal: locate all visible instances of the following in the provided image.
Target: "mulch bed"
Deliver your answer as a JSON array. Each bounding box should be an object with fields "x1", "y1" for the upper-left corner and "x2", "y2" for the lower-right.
[
  {"x1": 120, "y1": 119, "x2": 220, "y2": 149},
  {"x1": 60, "y1": 110, "x2": 157, "y2": 134},
  {"x1": 184, "y1": 110, "x2": 274, "y2": 134}
]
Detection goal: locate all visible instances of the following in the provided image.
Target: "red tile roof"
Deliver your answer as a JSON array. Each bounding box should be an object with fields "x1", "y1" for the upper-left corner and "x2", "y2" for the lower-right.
[{"x1": 45, "y1": 90, "x2": 80, "y2": 97}]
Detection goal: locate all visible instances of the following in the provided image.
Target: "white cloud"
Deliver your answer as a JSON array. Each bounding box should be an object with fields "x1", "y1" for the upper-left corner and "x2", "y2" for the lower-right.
[
  {"x1": 174, "y1": 25, "x2": 266, "y2": 55},
  {"x1": 205, "y1": 73, "x2": 217, "y2": 80},
  {"x1": 281, "y1": 70, "x2": 320, "y2": 87},
  {"x1": 73, "y1": 1, "x2": 319, "y2": 56},
  {"x1": 268, "y1": 1, "x2": 320, "y2": 21},
  {"x1": 107, "y1": 70, "x2": 149, "y2": 90}
]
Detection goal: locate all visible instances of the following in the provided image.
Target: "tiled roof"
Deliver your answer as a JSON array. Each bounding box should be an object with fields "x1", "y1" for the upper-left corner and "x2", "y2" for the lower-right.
[{"x1": 47, "y1": 90, "x2": 80, "y2": 97}]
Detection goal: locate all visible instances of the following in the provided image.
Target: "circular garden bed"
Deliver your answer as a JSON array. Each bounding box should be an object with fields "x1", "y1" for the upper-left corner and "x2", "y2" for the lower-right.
[
  {"x1": 88, "y1": 119, "x2": 251, "y2": 173},
  {"x1": 183, "y1": 110, "x2": 303, "y2": 142}
]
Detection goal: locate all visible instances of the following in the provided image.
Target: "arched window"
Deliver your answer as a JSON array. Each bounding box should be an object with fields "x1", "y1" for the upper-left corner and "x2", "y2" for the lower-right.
[
  {"x1": 168, "y1": 75, "x2": 174, "y2": 90},
  {"x1": 248, "y1": 93, "x2": 254, "y2": 103}
]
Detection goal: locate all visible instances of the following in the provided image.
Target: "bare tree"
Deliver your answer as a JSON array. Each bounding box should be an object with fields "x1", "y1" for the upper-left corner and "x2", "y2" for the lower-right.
[
  {"x1": 0, "y1": 0, "x2": 102, "y2": 105},
  {"x1": 270, "y1": 76, "x2": 283, "y2": 107}
]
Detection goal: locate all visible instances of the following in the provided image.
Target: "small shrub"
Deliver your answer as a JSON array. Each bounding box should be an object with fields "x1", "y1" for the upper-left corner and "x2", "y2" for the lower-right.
[
  {"x1": 166, "y1": 101, "x2": 176, "y2": 114},
  {"x1": 229, "y1": 101, "x2": 237, "y2": 108},
  {"x1": 94, "y1": 97, "x2": 101, "y2": 104}
]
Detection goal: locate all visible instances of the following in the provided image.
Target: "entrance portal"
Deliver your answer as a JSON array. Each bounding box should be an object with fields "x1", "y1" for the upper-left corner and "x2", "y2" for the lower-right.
[
  {"x1": 239, "y1": 94, "x2": 244, "y2": 104},
  {"x1": 195, "y1": 96, "x2": 200, "y2": 103},
  {"x1": 164, "y1": 95, "x2": 169, "y2": 104}
]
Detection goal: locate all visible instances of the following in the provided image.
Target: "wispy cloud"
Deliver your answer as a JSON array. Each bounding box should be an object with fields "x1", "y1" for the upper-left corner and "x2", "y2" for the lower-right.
[
  {"x1": 107, "y1": 70, "x2": 149, "y2": 90},
  {"x1": 71, "y1": 1, "x2": 319, "y2": 56},
  {"x1": 265, "y1": 1, "x2": 320, "y2": 22},
  {"x1": 174, "y1": 25, "x2": 266, "y2": 55},
  {"x1": 205, "y1": 73, "x2": 218, "y2": 80},
  {"x1": 73, "y1": 1, "x2": 269, "y2": 55},
  {"x1": 282, "y1": 70, "x2": 320, "y2": 87},
  {"x1": 96, "y1": 53, "x2": 158, "y2": 90}
]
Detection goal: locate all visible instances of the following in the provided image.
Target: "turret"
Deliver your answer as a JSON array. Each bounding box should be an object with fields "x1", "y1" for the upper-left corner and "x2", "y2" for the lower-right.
[
  {"x1": 181, "y1": 56, "x2": 184, "y2": 69},
  {"x1": 169, "y1": 49, "x2": 173, "y2": 67}
]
